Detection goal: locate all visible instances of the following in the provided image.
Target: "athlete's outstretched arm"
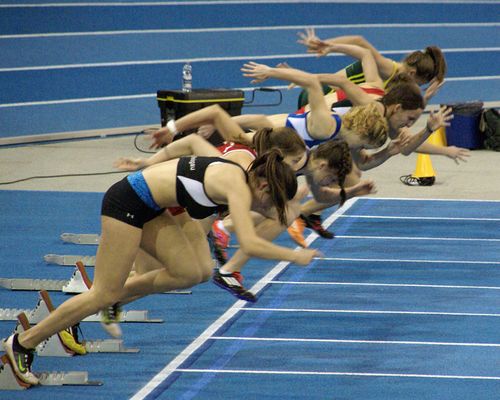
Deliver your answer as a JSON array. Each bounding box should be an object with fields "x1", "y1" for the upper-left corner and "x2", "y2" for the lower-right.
[
  {"x1": 150, "y1": 104, "x2": 253, "y2": 149},
  {"x1": 242, "y1": 61, "x2": 336, "y2": 139},
  {"x1": 114, "y1": 134, "x2": 221, "y2": 171},
  {"x1": 213, "y1": 169, "x2": 320, "y2": 265},
  {"x1": 297, "y1": 28, "x2": 395, "y2": 77},
  {"x1": 315, "y1": 74, "x2": 373, "y2": 106}
]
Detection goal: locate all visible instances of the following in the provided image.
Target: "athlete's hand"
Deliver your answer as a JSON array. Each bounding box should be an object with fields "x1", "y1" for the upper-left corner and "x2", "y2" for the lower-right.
[
  {"x1": 293, "y1": 248, "x2": 323, "y2": 266},
  {"x1": 113, "y1": 157, "x2": 147, "y2": 171},
  {"x1": 297, "y1": 28, "x2": 332, "y2": 57},
  {"x1": 197, "y1": 124, "x2": 216, "y2": 139},
  {"x1": 427, "y1": 105, "x2": 454, "y2": 132},
  {"x1": 241, "y1": 61, "x2": 273, "y2": 84},
  {"x1": 423, "y1": 78, "x2": 445, "y2": 104},
  {"x1": 445, "y1": 146, "x2": 470, "y2": 164},
  {"x1": 353, "y1": 179, "x2": 377, "y2": 197},
  {"x1": 149, "y1": 127, "x2": 174, "y2": 150}
]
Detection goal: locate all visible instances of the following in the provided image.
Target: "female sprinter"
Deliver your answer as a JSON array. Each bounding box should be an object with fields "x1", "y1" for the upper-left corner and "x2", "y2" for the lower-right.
[
  {"x1": 2, "y1": 136, "x2": 319, "y2": 386},
  {"x1": 296, "y1": 28, "x2": 447, "y2": 108}
]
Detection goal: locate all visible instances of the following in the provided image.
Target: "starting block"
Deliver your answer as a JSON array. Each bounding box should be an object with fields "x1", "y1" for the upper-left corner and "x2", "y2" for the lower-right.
[
  {"x1": 44, "y1": 254, "x2": 96, "y2": 267},
  {"x1": 0, "y1": 356, "x2": 102, "y2": 390},
  {"x1": 0, "y1": 290, "x2": 164, "y2": 324},
  {"x1": 14, "y1": 293, "x2": 140, "y2": 356},
  {"x1": 0, "y1": 317, "x2": 103, "y2": 390},
  {"x1": 0, "y1": 262, "x2": 91, "y2": 293},
  {"x1": 61, "y1": 233, "x2": 100, "y2": 245}
]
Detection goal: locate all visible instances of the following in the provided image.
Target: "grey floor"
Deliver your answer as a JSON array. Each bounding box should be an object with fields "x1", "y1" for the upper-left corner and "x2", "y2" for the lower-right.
[{"x1": 1, "y1": 119, "x2": 499, "y2": 201}]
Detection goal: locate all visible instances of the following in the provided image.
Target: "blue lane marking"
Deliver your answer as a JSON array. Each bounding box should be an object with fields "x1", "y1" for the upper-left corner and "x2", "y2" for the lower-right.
[{"x1": 1, "y1": 3, "x2": 498, "y2": 35}]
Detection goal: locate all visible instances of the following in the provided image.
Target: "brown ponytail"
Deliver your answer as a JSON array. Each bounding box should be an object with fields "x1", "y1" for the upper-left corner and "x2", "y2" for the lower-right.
[
  {"x1": 252, "y1": 126, "x2": 306, "y2": 156},
  {"x1": 403, "y1": 46, "x2": 447, "y2": 83},
  {"x1": 248, "y1": 149, "x2": 298, "y2": 225},
  {"x1": 311, "y1": 140, "x2": 352, "y2": 206}
]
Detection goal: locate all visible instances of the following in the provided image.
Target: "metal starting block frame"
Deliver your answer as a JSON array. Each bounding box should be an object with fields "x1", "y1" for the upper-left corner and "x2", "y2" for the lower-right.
[
  {"x1": 0, "y1": 355, "x2": 102, "y2": 389},
  {"x1": 1, "y1": 315, "x2": 103, "y2": 390},
  {"x1": 44, "y1": 254, "x2": 96, "y2": 266},
  {"x1": 0, "y1": 290, "x2": 163, "y2": 324},
  {"x1": 0, "y1": 262, "x2": 91, "y2": 293},
  {"x1": 60, "y1": 232, "x2": 240, "y2": 248},
  {"x1": 61, "y1": 233, "x2": 100, "y2": 245},
  {"x1": 13, "y1": 306, "x2": 140, "y2": 357},
  {"x1": 42, "y1": 256, "x2": 192, "y2": 295}
]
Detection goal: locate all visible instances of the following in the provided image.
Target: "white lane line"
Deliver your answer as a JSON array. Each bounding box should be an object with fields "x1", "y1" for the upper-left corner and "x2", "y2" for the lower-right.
[
  {"x1": 338, "y1": 215, "x2": 500, "y2": 222},
  {"x1": 2, "y1": 22, "x2": 499, "y2": 39},
  {"x1": 130, "y1": 198, "x2": 357, "y2": 399},
  {"x1": 1, "y1": 0, "x2": 498, "y2": 8},
  {"x1": 332, "y1": 235, "x2": 500, "y2": 242},
  {"x1": 176, "y1": 368, "x2": 500, "y2": 381},
  {"x1": 314, "y1": 257, "x2": 500, "y2": 265},
  {"x1": 361, "y1": 196, "x2": 500, "y2": 203},
  {"x1": 1, "y1": 78, "x2": 500, "y2": 109},
  {"x1": 269, "y1": 281, "x2": 500, "y2": 290},
  {"x1": 211, "y1": 336, "x2": 500, "y2": 348},
  {"x1": 242, "y1": 308, "x2": 500, "y2": 318},
  {"x1": 1, "y1": 48, "x2": 499, "y2": 72}
]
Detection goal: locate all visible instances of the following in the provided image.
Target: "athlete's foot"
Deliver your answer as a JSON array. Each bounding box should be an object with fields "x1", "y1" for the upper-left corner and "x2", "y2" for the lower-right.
[
  {"x1": 212, "y1": 269, "x2": 256, "y2": 302},
  {"x1": 301, "y1": 214, "x2": 334, "y2": 239},
  {"x1": 2, "y1": 334, "x2": 39, "y2": 385},
  {"x1": 58, "y1": 323, "x2": 87, "y2": 355},
  {"x1": 100, "y1": 303, "x2": 122, "y2": 338},
  {"x1": 287, "y1": 217, "x2": 307, "y2": 247}
]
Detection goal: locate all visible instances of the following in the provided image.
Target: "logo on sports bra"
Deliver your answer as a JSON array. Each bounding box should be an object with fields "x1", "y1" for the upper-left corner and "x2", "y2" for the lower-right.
[{"x1": 189, "y1": 156, "x2": 197, "y2": 171}]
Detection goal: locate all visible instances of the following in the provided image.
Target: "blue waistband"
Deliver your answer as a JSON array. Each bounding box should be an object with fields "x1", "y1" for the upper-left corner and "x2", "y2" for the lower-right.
[{"x1": 127, "y1": 171, "x2": 162, "y2": 211}]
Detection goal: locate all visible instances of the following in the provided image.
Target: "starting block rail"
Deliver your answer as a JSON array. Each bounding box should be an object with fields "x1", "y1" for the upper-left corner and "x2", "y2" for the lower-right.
[
  {"x1": 61, "y1": 233, "x2": 100, "y2": 245},
  {"x1": 12, "y1": 303, "x2": 140, "y2": 358},
  {"x1": 0, "y1": 278, "x2": 68, "y2": 291},
  {"x1": 0, "y1": 290, "x2": 164, "y2": 324},
  {"x1": 0, "y1": 263, "x2": 91, "y2": 293},
  {"x1": 60, "y1": 232, "x2": 241, "y2": 248},
  {"x1": 44, "y1": 254, "x2": 96, "y2": 266},
  {"x1": 85, "y1": 339, "x2": 139, "y2": 353},
  {"x1": 1, "y1": 356, "x2": 102, "y2": 389}
]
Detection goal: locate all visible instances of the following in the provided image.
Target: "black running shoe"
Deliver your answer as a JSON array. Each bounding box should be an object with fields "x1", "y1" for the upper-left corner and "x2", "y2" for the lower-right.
[
  {"x1": 212, "y1": 269, "x2": 256, "y2": 302},
  {"x1": 301, "y1": 214, "x2": 334, "y2": 239},
  {"x1": 2, "y1": 334, "x2": 39, "y2": 385}
]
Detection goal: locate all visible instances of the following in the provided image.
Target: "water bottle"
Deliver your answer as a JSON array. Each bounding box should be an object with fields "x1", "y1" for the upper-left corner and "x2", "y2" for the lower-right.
[{"x1": 182, "y1": 63, "x2": 192, "y2": 92}]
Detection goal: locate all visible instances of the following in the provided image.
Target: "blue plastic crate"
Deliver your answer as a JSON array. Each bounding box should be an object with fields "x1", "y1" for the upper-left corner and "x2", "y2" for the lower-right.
[{"x1": 444, "y1": 101, "x2": 484, "y2": 149}]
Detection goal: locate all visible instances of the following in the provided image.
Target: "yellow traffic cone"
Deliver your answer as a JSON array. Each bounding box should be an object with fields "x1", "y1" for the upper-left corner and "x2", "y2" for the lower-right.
[
  {"x1": 410, "y1": 127, "x2": 446, "y2": 185},
  {"x1": 428, "y1": 126, "x2": 447, "y2": 147},
  {"x1": 412, "y1": 153, "x2": 436, "y2": 184}
]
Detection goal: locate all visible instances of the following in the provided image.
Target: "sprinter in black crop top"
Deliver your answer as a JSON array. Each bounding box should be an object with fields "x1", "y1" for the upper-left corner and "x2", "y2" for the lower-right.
[{"x1": 176, "y1": 156, "x2": 246, "y2": 219}]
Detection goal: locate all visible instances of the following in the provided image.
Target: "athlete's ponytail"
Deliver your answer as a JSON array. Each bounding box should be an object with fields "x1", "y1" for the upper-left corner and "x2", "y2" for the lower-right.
[
  {"x1": 252, "y1": 126, "x2": 306, "y2": 157},
  {"x1": 403, "y1": 46, "x2": 447, "y2": 83},
  {"x1": 311, "y1": 140, "x2": 352, "y2": 206},
  {"x1": 249, "y1": 149, "x2": 298, "y2": 225}
]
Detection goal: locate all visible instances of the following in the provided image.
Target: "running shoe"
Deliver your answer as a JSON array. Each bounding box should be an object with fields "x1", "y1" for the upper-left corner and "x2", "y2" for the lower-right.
[
  {"x1": 58, "y1": 323, "x2": 87, "y2": 355},
  {"x1": 2, "y1": 334, "x2": 39, "y2": 385},
  {"x1": 212, "y1": 269, "x2": 256, "y2": 302},
  {"x1": 232, "y1": 271, "x2": 244, "y2": 284},
  {"x1": 301, "y1": 214, "x2": 334, "y2": 239},
  {"x1": 287, "y1": 217, "x2": 307, "y2": 248},
  {"x1": 211, "y1": 220, "x2": 231, "y2": 266},
  {"x1": 100, "y1": 303, "x2": 122, "y2": 338}
]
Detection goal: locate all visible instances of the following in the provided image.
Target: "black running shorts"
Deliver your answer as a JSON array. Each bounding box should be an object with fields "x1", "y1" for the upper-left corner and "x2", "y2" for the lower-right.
[{"x1": 101, "y1": 177, "x2": 165, "y2": 228}]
